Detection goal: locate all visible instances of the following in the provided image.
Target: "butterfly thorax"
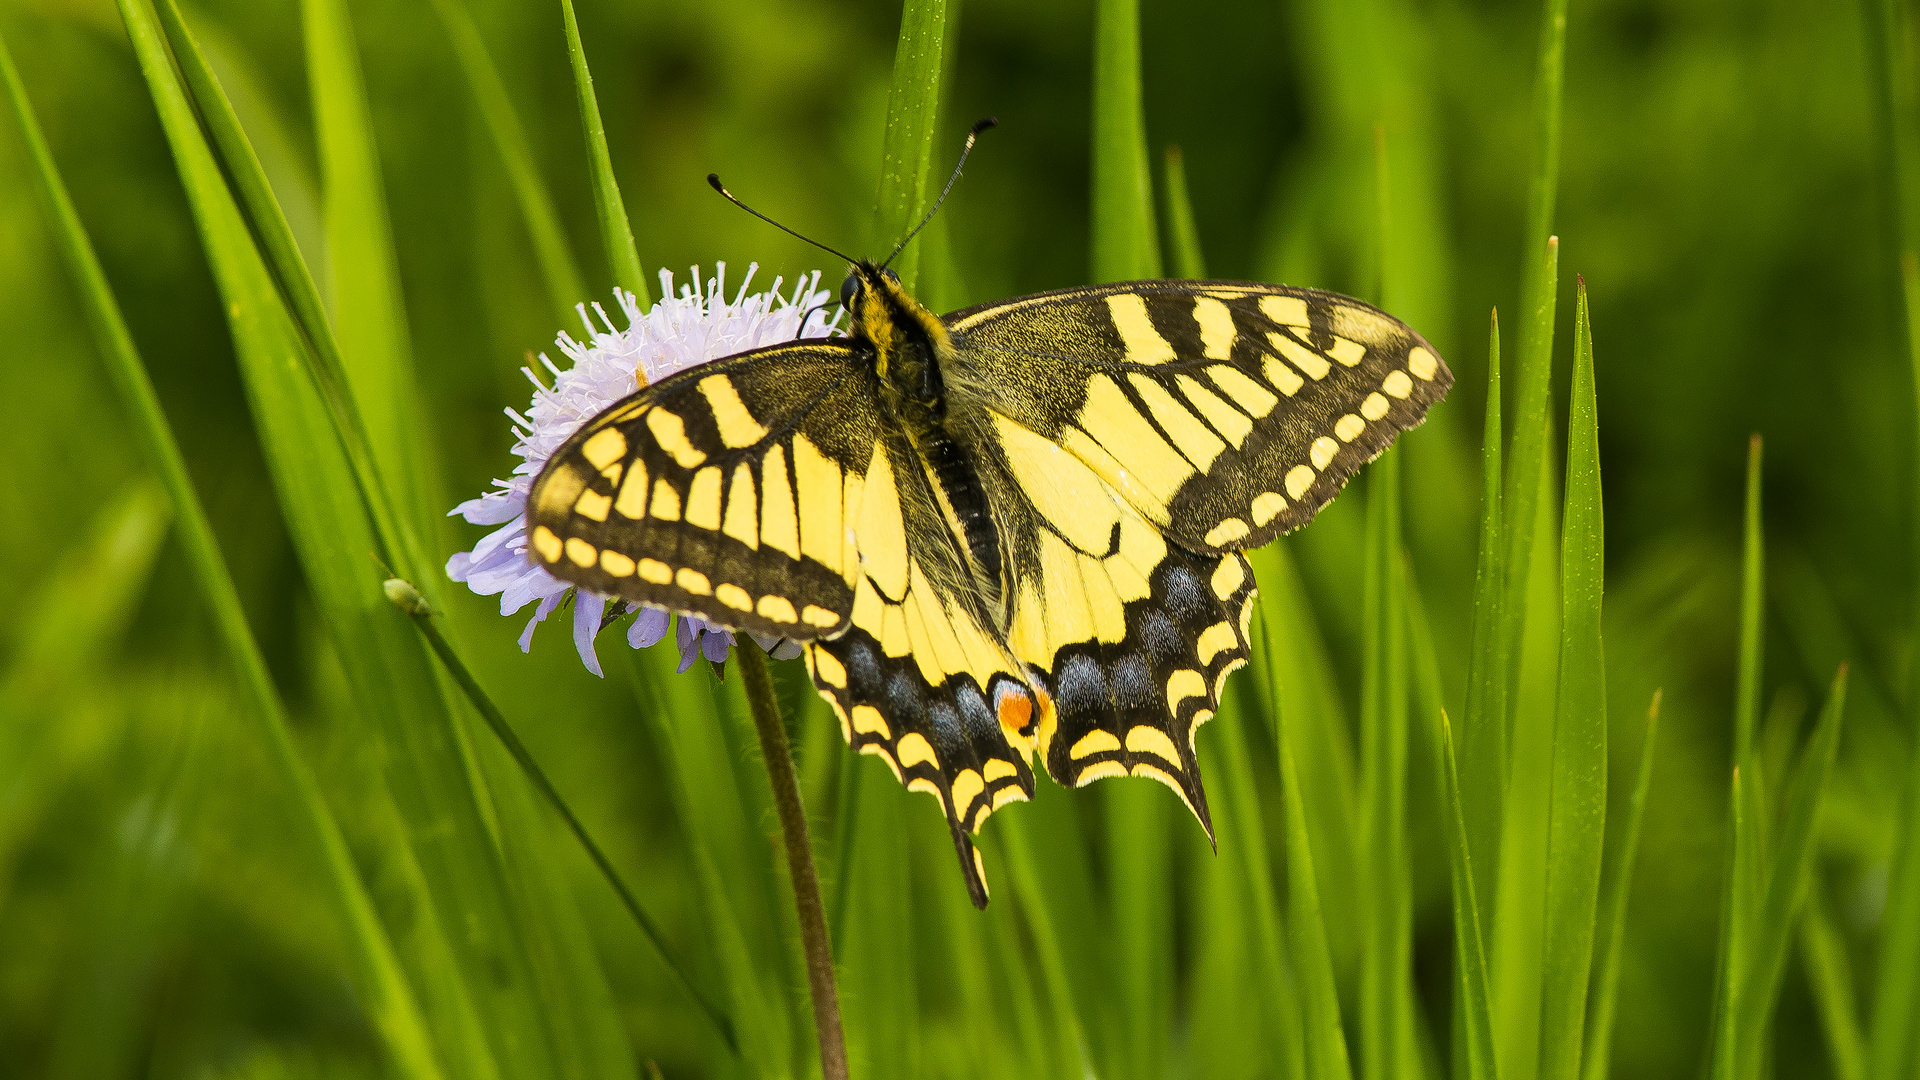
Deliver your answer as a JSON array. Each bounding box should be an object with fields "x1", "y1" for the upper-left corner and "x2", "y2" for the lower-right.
[
  {"x1": 845, "y1": 262, "x2": 1008, "y2": 618},
  {"x1": 848, "y1": 261, "x2": 952, "y2": 408}
]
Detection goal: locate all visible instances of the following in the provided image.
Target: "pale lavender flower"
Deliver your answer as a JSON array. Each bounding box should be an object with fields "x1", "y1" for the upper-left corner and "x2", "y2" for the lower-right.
[{"x1": 448, "y1": 263, "x2": 837, "y2": 676}]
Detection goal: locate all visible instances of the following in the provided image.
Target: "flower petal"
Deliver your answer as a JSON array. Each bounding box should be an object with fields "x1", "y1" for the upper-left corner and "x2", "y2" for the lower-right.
[
  {"x1": 573, "y1": 592, "x2": 609, "y2": 678},
  {"x1": 628, "y1": 606, "x2": 670, "y2": 649},
  {"x1": 519, "y1": 592, "x2": 563, "y2": 652}
]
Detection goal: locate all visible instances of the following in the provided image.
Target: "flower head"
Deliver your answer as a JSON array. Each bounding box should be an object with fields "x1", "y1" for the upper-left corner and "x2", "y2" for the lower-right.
[{"x1": 448, "y1": 263, "x2": 837, "y2": 676}]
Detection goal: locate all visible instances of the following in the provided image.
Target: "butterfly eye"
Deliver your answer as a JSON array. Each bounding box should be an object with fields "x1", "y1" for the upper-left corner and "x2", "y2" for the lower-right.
[
  {"x1": 882, "y1": 268, "x2": 901, "y2": 285},
  {"x1": 840, "y1": 273, "x2": 861, "y2": 310}
]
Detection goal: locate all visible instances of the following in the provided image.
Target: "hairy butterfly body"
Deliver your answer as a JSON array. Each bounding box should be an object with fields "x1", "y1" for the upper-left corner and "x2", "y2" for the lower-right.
[{"x1": 526, "y1": 261, "x2": 1451, "y2": 907}]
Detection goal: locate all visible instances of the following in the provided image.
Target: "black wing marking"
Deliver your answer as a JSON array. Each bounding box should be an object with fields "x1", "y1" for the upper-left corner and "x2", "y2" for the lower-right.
[
  {"x1": 526, "y1": 342, "x2": 879, "y2": 640},
  {"x1": 943, "y1": 280, "x2": 1451, "y2": 553}
]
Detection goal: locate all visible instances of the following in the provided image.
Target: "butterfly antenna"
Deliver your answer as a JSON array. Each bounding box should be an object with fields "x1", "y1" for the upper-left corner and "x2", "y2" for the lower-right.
[
  {"x1": 707, "y1": 174, "x2": 860, "y2": 265},
  {"x1": 882, "y1": 117, "x2": 997, "y2": 269}
]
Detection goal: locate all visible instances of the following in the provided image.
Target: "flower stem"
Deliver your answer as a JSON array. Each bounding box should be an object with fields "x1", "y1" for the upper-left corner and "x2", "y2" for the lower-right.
[{"x1": 736, "y1": 645, "x2": 849, "y2": 1080}]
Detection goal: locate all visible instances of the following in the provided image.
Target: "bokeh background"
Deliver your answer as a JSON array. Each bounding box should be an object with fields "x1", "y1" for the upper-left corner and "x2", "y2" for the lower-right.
[{"x1": 0, "y1": 0, "x2": 1910, "y2": 1076}]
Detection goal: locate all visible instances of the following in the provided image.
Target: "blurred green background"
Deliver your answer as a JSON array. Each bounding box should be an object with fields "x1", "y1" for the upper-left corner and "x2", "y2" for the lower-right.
[{"x1": 0, "y1": 0, "x2": 1911, "y2": 1076}]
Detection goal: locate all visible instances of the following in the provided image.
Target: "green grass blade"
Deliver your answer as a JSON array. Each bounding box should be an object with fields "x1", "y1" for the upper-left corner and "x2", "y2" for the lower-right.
[
  {"x1": 1162, "y1": 145, "x2": 1206, "y2": 278},
  {"x1": 1711, "y1": 767, "x2": 1750, "y2": 1080},
  {"x1": 1582, "y1": 693, "x2": 1661, "y2": 1080},
  {"x1": 1802, "y1": 878, "x2": 1868, "y2": 1080},
  {"x1": 1503, "y1": 0, "x2": 1571, "y2": 588},
  {"x1": 1499, "y1": 226, "x2": 1560, "y2": 681},
  {"x1": 1491, "y1": 438, "x2": 1561, "y2": 1080},
  {"x1": 430, "y1": 0, "x2": 587, "y2": 319},
  {"x1": 839, "y1": 765, "x2": 919, "y2": 1079},
  {"x1": 1735, "y1": 436, "x2": 1765, "y2": 763},
  {"x1": 559, "y1": 0, "x2": 646, "y2": 302},
  {"x1": 1212, "y1": 689, "x2": 1304, "y2": 1075},
  {"x1": 1246, "y1": 544, "x2": 1362, "y2": 973},
  {"x1": 1537, "y1": 277, "x2": 1607, "y2": 1080},
  {"x1": 872, "y1": 0, "x2": 952, "y2": 290},
  {"x1": 1730, "y1": 435, "x2": 1772, "y2": 978},
  {"x1": 0, "y1": 486, "x2": 167, "y2": 911},
  {"x1": 301, "y1": 0, "x2": 424, "y2": 530},
  {"x1": 1000, "y1": 817, "x2": 1095, "y2": 1080},
  {"x1": 1440, "y1": 712, "x2": 1499, "y2": 1080},
  {"x1": 1268, "y1": 605, "x2": 1355, "y2": 1080},
  {"x1": 1500, "y1": 0, "x2": 1567, "y2": 772},
  {"x1": 1463, "y1": 309, "x2": 1508, "y2": 950},
  {"x1": 1736, "y1": 666, "x2": 1848, "y2": 1077},
  {"x1": 0, "y1": 485, "x2": 167, "y2": 707},
  {"x1": 1871, "y1": 250, "x2": 1920, "y2": 1080},
  {"x1": 2, "y1": 23, "x2": 444, "y2": 1078},
  {"x1": 1360, "y1": 448, "x2": 1413, "y2": 1080},
  {"x1": 1090, "y1": 0, "x2": 1161, "y2": 283}
]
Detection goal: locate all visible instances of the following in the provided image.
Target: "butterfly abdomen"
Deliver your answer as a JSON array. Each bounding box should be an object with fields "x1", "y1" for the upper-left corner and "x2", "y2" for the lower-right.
[{"x1": 919, "y1": 431, "x2": 1004, "y2": 612}]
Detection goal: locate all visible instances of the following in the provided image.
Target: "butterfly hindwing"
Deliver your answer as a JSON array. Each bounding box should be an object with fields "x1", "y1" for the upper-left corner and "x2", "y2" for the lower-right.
[
  {"x1": 960, "y1": 407, "x2": 1256, "y2": 832},
  {"x1": 945, "y1": 280, "x2": 1451, "y2": 553},
  {"x1": 805, "y1": 432, "x2": 1042, "y2": 908},
  {"x1": 526, "y1": 342, "x2": 880, "y2": 640}
]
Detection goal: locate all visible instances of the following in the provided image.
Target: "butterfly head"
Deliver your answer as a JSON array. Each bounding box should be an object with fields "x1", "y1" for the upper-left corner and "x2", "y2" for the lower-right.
[{"x1": 841, "y1": 260, "x2": 950, "y2": 388}]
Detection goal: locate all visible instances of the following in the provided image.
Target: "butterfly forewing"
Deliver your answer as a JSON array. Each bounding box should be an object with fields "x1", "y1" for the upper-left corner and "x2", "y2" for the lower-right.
[
  {"x1": 526, "y1": 342, "x2": 880, "y2": 640},
  {"x1": 945, "y1": 281, "x2": 1452, "y2": 553}
]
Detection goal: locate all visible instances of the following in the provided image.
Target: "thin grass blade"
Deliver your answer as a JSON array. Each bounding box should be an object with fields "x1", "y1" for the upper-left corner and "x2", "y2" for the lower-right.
[
  {"x1": 1264, "y1": 604, "x2": 1355, "y2": 1080},
  {"x1": 1735, "y1": 437, "x2": 1765, "y2": 763},
  {"x1": 1463, "y1": 310, "x2": 1508, "y2": 946},
  {"x1": 1502, "y1": 0, "x2": 1572, "y2": 607},
  {"x1": 1537, "y1": 278, "x2": 1607, "y2": 1080},
  {"x1": 1873, "y1": 258, "x2": 1920, "y2": 1080},
  {"x1": 1360, "y1": 447, "x2": 1414, "y2": 1080},
  {"x1": 1736, "y1": 667, "x2": 1848, "y2": 1077},
  {"x1": 0, "y1": 485, "x2": 167, "y2": 709},
  {"x1": 1245, "y1": 544, "x2": 1362, "y2": 973},
  {"x1": 559, "y1": 0, "x2": 646, "y2": 302},
  {"x1": 429, "y1": 0, "x2": 587, "y2": 319},
  {"x1": 150, "y1": 0, "x2": 414, "y2": 577},
  {"x1": 1802, "y1": 878, "x2": 1867, "y2": 1080},
  {"x1": 1404, "y1": 558, "x2": 1496, "y2": 1080},
  {"x1": 1709, "y1": 765, "x2": 1749, "y2": 1080},
  {"x1": 1582, "y1": 693, "x2": 1661, "y2": 1080},
  {"x1": 999, "y1": 817, "x2": 1095, "y2": 1080},
  {"x1": 301, "y1": 0, "x2": 426, "y2": 531},
  {"x1": 1162, "y1": 145, "x2": 1206, "y2": 278},
  {"x1": 1440, "y1": 712, "x2": 1499, "y2": 1080},
  {"x1": 1, "y1": 23, "x2": 444, "y2": 1077}
]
